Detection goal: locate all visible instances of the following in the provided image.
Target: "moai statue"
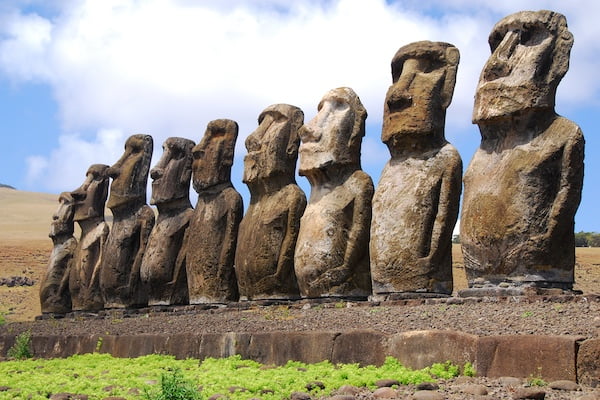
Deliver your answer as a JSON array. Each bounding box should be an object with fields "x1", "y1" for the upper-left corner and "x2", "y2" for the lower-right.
[
  {"x1": 176, "y1": 119, "x2": 243, "y2": 304},
  {"x1": 100, "y1": 134, "x2": 155, "y2": 308},
  {"x1": 236, "y1": 104, "x2": 306, "y2": 301},
  {"x1": 69, "y1": 164, "x2": 110, "y2": 311},
  {"x1": 140, "y1": 137, "x2": 195, "y2": 306},
  {"x1": 370, "y1": 41, "x2": 462, "y2": 297},
  {"x1": 461, "y1": 10, "x2": 584, "y2": 291},
  {"x1": 294, "y1": 87, "x2": 373, "y2": 299},
  {"x1": 40, "y1": 192, "x2": 76, "y2": 313}
]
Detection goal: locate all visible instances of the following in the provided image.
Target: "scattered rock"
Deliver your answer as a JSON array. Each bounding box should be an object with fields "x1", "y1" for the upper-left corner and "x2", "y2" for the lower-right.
[
  {"x1": 513, "y1": 388, "x2": 546, "y2": 399},
  {"x1": 462, "y1": 384, "x2": 488, "y2": 395},
  {"x1": 376, "y1": 379, "x2": 400, "y2": 388},
  {"x1": 207, "y1": 394, "x2": 225, "y2": 400},
  {"x1": 329, "y1": 395, "x2": 356, "y2": 400},
  {"x1": 228, "y1": 386, "x2": 247, "y2": 393},
  {"x1": 0, "y1": 387, "x2": 9, "y2": 392},
  {"x1": 336, "y1": 385, "x2": 361, "y2": 396},
  {"x1": 373, "y1": 386, "x2": 397, "y2": 399},
  {"x1": 416, "y1": 382, "x2": 439, "y2": 391},
  {"x1": 549, "y1": 380, "x2": 579, "y2": 391},
  {"x1": 413, "y1": 390, "x2": 444, "y2": 400},
  {"x1": 306, "y1": 381, "x2": 325, "y2": 391},
  {"x1": 290, "y1": 391, "x2": 312, "y2": 400},
  {"x1": 0, "y1": 276, "x2": 35, "y2": 287},
  {"x1": 49, "y1": 394, "x2": 88, "y2": 400}
]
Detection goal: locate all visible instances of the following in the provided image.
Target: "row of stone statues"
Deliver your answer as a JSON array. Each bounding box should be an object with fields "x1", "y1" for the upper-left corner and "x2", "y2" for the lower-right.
[{"x1": 40, "y1": 10, "x2": 584, "y2": 313}]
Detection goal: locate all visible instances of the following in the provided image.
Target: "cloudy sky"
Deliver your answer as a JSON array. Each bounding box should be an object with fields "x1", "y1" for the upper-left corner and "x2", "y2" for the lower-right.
[{"x1": 0, "y1": 0, "x2": 598, "y2": 232}]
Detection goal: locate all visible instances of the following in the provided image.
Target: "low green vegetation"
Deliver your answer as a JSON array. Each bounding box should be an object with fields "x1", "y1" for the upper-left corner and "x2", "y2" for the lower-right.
[
  {"x1": 0, "y1": 354, "x2": 471, "y2": 399},
  {"x1": 7, "y1": 331, "x2": 32, "y2": 360}
]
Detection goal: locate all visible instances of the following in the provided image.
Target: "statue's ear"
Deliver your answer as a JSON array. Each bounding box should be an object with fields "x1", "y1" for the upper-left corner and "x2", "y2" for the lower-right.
[
  {"x1": 287, "y1": 108, "x2": 304, "y2": 158},
  {"x1": 441, "y1": 46, "x2": 460, "y2": 109}
]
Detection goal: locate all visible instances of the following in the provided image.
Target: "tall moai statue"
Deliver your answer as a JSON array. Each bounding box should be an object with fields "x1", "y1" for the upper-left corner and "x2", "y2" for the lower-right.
[
  {"x1": 294, "y1": 87, "x2": 373, "y2": 299},
  {"x1": 177, "y1": 119, "x2": 243, "y2": 304},
  {"x1": 370, "y1": 41, "x2": 462, "y2": 297},
  {"x1": 140, "y1": 137, "x2": 195, "y2": 306},
  {"x1": 461, "y1": 10, "x2": 584, "y2": 291},
  {"x1": 40, "y1": 192, "x2": 76, "y2": 313},
  {"x1": 236, "y1": 104, "x2": 306, "y2": 301},
  {"x1": 100, "y1": 134, "x2": 155, "y2": 308},
  {"x1": 69, "y1": 164, "x2": 110, "y2": 311}
]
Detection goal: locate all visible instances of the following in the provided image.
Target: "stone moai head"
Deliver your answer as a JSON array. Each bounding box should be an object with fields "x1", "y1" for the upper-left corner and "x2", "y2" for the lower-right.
[
  {"x1": 150, "y1": 137, "x2": 195, "y2": 206},
  {"x1": 106, "y1": 134, "x2": 154, "y2": 210},
  {"x1": 50, "y1": 192, "x2": 75, "y2": 238},
  {"x1": 192, "y1": 119, "x2": 238, "y2": 193},
  {"x1": 243, "y1": 104, "x2": 304, "y2": 185},
  {"x1": 71, "y1": 164, "x2": 110, "y2": 222},
  {"x1": 382, "y1": 41, "x2": 459, "y2": 149},
  {"x1": 473, "y1": 10, "x2": 573, "y2": 124},
  {"x1": 299, "y1": 87, "x2": 367, "y2": 175}
]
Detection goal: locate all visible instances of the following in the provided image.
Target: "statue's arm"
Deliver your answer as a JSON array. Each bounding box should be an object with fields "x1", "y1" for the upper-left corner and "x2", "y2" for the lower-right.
[
  {"x1": 129, "y1": 208, "x2": 155, "y2": 287},
  {"x1": 425, "y1": 153, "x2": 462, "y2": 263},
  {"x1": 218, "y1": 191, "x2": 243, "y2": 269},
  {"x1": 274, "y1": 189, "x2": 306, "y2": 279}
]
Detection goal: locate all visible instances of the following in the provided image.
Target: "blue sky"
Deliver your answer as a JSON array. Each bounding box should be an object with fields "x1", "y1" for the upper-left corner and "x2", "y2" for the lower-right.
[{"x1": 0, "y1": 0, "x2": 598, "y2": 232}]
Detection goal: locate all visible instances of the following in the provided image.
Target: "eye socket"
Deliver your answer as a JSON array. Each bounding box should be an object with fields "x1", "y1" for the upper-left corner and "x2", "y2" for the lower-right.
[
  {"x1": 192, "y1": 149, "x2": 204, "y2": 159},
  {"x1": 169, "y1": 148, "x2": 184, "y2": 160}
]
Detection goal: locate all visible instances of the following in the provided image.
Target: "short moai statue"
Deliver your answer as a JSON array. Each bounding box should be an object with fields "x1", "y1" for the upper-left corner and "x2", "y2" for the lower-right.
[
  {"x1": 236, "y1": 104, "x2": 306, "y2": 301},
  {"x1": 461, "y1": 10, "x2": 584, "y2": 291},
  {"x1": 370, "y1": 41, "x2": 462, "y2": 297},
  {"x1": 294, "y1": 87, "x2": 373, "y2": 299},
  {"x1": 177, "y1": 119, "x2": 243, "y2": 304},
  {"x1": 69, "y1": 164, "x2": 110, "y2": 311},
  {"x1": 40, "y1": 192, "x2": 76, "y2": 314},
  {"x1": 140, "y1": 137, "x2": 195, "y2": 306},
  {"x1": 100, "y1": 134, "x2": 155, "y2": 308}
]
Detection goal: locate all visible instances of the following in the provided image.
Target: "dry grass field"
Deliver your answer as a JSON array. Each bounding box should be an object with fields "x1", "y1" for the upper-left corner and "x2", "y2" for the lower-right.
[{"x1": 0, "y1": 187, "x2": 598, "y2": 323}]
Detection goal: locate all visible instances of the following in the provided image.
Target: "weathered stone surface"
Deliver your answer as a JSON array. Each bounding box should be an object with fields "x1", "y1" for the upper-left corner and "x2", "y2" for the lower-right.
[
  {"x1": 416, "y1": 382, "x2": 439, "y2": 391},
  {"x1": 295, "y1": 87, "x2": 373, "y2": 299},
  {"x1": 40, "y1": 192, "x2": 76, "y2": 314},
  {"x1": 548, "y1": 380, "x2": 579, "y2": 391},
  {"x1": 140, "y1": 137, "x2": 195, "y2": 306},
  {"x1": 236, "y1": 104, "x2": 306, "y2": 301},
  {"x1": 179, "y1": 120, "x2": 242, "y2": 304},
  {"x1": 577, "y1": 338, "x2": 600, "y2": 387},
  {"x1": 461, "y1": 10, "x2": 584, "y2": 289},
  {"x1": 371, "y1": 41, "x2": 462, "y2": 295},
  {"x1": 513, "y1": 388, "x2": 546, "y2": 400},
  {"x1": 376, "y1": 379, "x2": 400, "y2": 388},
  {"x1": 100, "y1": 134, "x2": 155, "y2": 308},
  {"x1": 413, "y1": 391, "x2": 444, "y2": 400},
  {"x1": 462, "y1": 384, "x2": 489, "y2": 396},
  {"x1": 373, "y1": 387, "x2": 397, "y2": 398},
  {"x1": 476, "y1": 335, "x2": 581, "y2": 381},
  {"x1": 238, "y1": 331, "x2": 337, "y2": 365},
  {"x1": 387, "y1": 330, "x2": 478, "y2": 370},
  {"x1": 69, "y1": 164, "x2": 110, "y2": 311},
  {"x1": 332, "y1": 330, "x2": 386, "y2": 366}
]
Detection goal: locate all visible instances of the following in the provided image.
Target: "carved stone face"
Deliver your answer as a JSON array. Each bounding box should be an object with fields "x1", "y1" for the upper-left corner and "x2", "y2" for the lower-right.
[
  {"x1": 299, "y1": 87, "x2": 366, "y2": 174},
  {"x1": 150, "y1": 137, "x2": 195, "y2": 205},
  {"x1": 382, "y1": 41, "x2": 459, "y2": 147},
  {"x1": 106, "y1": 134, "x2": 153, "y2": 209},
  {"x1": 50, "y1": 192, "x2": 75, "y2": 238},
  {"x1": 192, "y1": 119, "x2": 238, "y2": 192},
  {"x1": 473, "y1": 10, "x2": 573, "y2": 123},
  {"x1": 71, "y1": 164, "x2": 109, "y2": 222},
  {"x1": 243, "y1": 104, "x2": 303, "y2": 184}
]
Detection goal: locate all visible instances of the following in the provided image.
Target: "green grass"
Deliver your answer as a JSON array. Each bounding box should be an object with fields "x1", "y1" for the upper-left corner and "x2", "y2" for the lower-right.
[{"x1": 0, "y1": 354, "x2": 468, "y2": 399}]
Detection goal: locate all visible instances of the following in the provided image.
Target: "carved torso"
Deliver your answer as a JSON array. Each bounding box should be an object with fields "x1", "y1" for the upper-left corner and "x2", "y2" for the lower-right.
[
  {"x1": 100, "y1": 204, "x2": 155, "y2": 308},
  {"x1": 236, "y1": 184, "x2": 305, "y2": 300},
  {"x1": 70, "y1": 222, "x2": 109, "y2": 311},
  {"x1": 294, "y1": 170, "x2": 373, "y2": 298},
  {"x1": 370, "y1": 143, "x2": 461, "y2": 294},
  {"x1": 461, "y1": 117, "x2": 584, "y2": 285},
  {"x1": 140, "y1": 207, "x2": 193, "y2": 305},
  {"x1": 40, "y1": 237, "x2": 77, "y2": 313},
  {"x1": 183, "y1": 187, "x2": 242, "y2": 304}
]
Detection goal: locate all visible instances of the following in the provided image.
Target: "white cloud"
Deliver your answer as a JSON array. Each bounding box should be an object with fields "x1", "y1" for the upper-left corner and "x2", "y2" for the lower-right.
[{"x1": 1, "y1": 0, "x2": 599, "y2": 193}]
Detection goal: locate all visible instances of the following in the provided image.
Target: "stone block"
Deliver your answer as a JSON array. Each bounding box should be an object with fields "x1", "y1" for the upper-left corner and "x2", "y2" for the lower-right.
[
  {"x1": 577, "y1": 338, "x2": 600, "y2": 387},
  {"x1": 476, "y1": 335, "x2": 582, "y2": 381},
  {"x1": 386, "y1": 330, "x2": 477, "y2": 370},
  {"x1": 332, "y1": 330, "x2": 386, "y2": 366}
]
